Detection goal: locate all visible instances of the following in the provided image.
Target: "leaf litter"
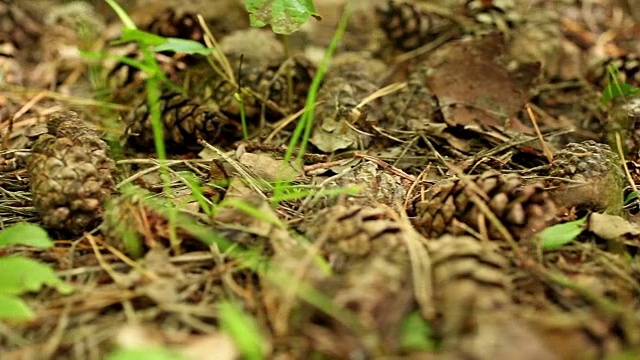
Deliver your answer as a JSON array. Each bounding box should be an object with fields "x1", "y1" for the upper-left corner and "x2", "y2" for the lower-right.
[{"x1": 2, "y1": 0, "x2": 640, "y2": 359}]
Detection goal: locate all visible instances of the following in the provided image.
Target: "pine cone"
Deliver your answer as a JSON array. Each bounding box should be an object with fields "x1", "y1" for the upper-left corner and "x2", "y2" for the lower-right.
[
  {"x1": 463, "y1": 0, "x2": 519, "y2": 30},
  {"x1": 0, "y1": 1, "x2": 41, "y2": 49},
  {"x1": 306, "y1": 160, "x2": 408, "y2": 211},
  {"x1": 125, "y1": 91, "x2": 242, "y2": 152},
  {"x1": 310, "y1": 54, "x2": 382, "y2": 152},
  {"x1": 548, "y1": 140, "x2": 621, "y2": 183},
  {"x1": 146, "y1": 8, "x2": 203, "y2": 42},
  {"x1": 376, "y1": 0, "x2": 455, "y2": 51},
  {"x1": 101, "y1": 185, "x2": 208, "y2": 258},
  {"x1": 428, "y1": 234, "x2": 512, "y2": 343},
  {"x1": 547, "y1": 140, "x2": 624, "y2": 212},
  {"x1": 305, "y1": 205, "x2": 406, "y2": 267},
  {"x1": 413, "y1": 171, "x2": 556, "y2": 240},
  {"x1": 380, "y1": 62, "x2": 439, "y2": 129},
  {"x1": 303, "y1": 204, "x2": 415, "y2": 355},
  {"x1": 27, "y1": 111, "x2": 116, "y2": 234},
  {"x1": 188, "y1": 55, "x2": 315, "y2": 120}
]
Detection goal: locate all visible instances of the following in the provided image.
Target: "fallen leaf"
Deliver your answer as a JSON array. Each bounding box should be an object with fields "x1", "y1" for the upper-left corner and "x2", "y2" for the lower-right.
[
  {"x1": 588, "y1": 212, "x2": 640, "y2": 240},
  {"x1": 424, "y1": 32, "x2": 539, "y2": 129}
]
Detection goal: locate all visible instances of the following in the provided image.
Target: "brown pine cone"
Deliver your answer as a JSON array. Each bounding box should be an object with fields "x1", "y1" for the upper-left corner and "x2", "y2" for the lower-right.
[
  {"x1": 376, "y1": 0, "x2": 456, "y2": 50},
  {"x1": 380, "y1": 62, "x2": 439, "y2": 128},
  {"x1": 305, "y1": 205, "x2": 406, "y2": 267},
  {"x1": 27, "y1": 111, "x2": 116, "y2": 234},
  {"x1": 428, "y1": 234, "x2": 512, "y2": 343},
  {"x1": 125, "y1": 91, "x2": 242, "y2": 152},
  {"x1": 303, "y1": 204, "x2": 416, "y2": 355},
  {"x1": 146, "y1": 8, "x2": 203, "y2": 42},
  {"x1": 413, "y1": 171, "x2": 556, "y2": 240},
  {"x1": 463, "y1": 0, "x2": 519, "y2": 30},
  {"x1": 310, "y1": 54, "x2": 383, "y2": 152},
  {"x1": 101, "y1": 185, "x2": 208, "y2": 258},
  {"x1": 547, "y1": 140, "x2": 624, "y2": 212},
  {"x1": 0, "y1": 0, "x2": 41, "y2": 49},
  {"x1": 188, "y1": 55, "x2": 315, "y2": 121},
  {"x1": 548, "y1": 140, "x2": 621, "y2": 183}
]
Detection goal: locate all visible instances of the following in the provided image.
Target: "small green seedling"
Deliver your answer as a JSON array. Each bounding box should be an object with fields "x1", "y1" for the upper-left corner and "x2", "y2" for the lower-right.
[
  {"x1": 601, "y1": 63, "x2": 640, "y2": 103},
  {"x1": 0, "y1": 223, "x2": 73, "y2": 321}
]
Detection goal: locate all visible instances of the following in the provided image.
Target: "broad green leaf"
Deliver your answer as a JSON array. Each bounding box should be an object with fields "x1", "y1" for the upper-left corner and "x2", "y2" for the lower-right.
[
  {"x1": 399, "y1": 311, "x2": 437, "y2": 352},
  {"x1": 0, "y1": 257, "x2": 73, "y2": 295},
  {"x1": 113, "y1": 28, "x2": 166, "y2": 46},
  {"x1": 244, "y1": 0, "x2": 319, "y2": 34},
  {"x1": 601, "y1": 82, "x2": 640, "y2": 102},
  {"x1": 538, "y1": 217, "x2": 587, "y2": 250},
  {"x1": 0, "y1": 294, "x2": 35, "y2": 320},
  {"x1": 0, "y1": 223, "x2": 53, "y2": 249},
  {"x1": 155, "y1": 38, "x2": 213, "y2": 55},
  {"x1": 106, "y1": 347, "x2": 185, "y2": 360},
  {"x1": 625, "y1": 190, "x2": 640, "y2": 205},
  {"x1": 219, "y1": 301, "x2": 265, "y2": 360},
  {"x1": 111, "y1": 29, "x2": 212, "y2": 55}
]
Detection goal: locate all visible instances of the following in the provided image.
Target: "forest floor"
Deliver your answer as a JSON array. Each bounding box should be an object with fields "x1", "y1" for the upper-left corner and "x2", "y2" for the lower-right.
[{"x1": 2, "y1": 0, "x2": 640, "y2": 359}]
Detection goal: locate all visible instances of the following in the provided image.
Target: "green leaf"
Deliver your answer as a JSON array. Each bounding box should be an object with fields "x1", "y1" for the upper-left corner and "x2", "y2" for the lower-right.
[
  {"x1": 244, "y1": 0, "x2": 319, "y2": 34},
  {"x1": 0, "y1": 223, "x2": 53, "y2": 249},
  {"x1": 0, "y1": 257, "x2": 73, "y2": 295},
  {"x1": 155, "y1": 38, "x2": 213, "y2": 55},
  {"x1": 399, "y1": 311, "x2": 437, "y2": 352},
  {"x1": 538, "y1": 217, "x2": 587, "y2": 250},
  {"x1": 0, "y1": 294, "x2": 35, "y2": 321},
  {"x1": 111, "y1": 29, "x2": 212, "y2": 55},
  {"x1": 113, "y1": 28, "x2": 166, "y2": 46},
  {"x1": 625, "y1": 190, "x2": 640, "y2": 205},
  {"x1": 601, "y1": 81, "x2": 640, "y2": 102},
  {"x1": 219, "y1": 301, "x2": 265, "y2": 360},
  {"x1": 106, "y1": 347, "x2": 185, "y2": 360}
]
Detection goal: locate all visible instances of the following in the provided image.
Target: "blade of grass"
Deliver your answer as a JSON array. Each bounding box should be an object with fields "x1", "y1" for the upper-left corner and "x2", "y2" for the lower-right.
[{"x1": 273, "y1": 6, "x2": 351, "y2": 203}]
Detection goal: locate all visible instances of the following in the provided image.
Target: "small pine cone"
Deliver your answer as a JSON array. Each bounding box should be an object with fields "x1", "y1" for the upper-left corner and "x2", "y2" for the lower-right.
[
  {"x1": 413, "y1": 171, "x2": 556, "y2": 240},
  {"x1": 27, "y1": 111, "x2": 116, "y2": 234},
  {"x1": 146, "y1": 8, "x2": 203, "y2": 42},
  {"x1": 125, "y1": 91, "x2": 242, "y2": 152},
  {"x1": 428, "y1": 234, "x2": 512, "y2": 344},
  {"x1": 189, "y1": 55, "x2": 315, "y2": 120},
  {"x1": 547, "y1": 140, "x2": 624, "y2": 211},
  {"x1": 307, "y1": 160, "x2": 408, "y2": 211},
  {"x1": 0, "y1": 1, "x2": 41, "y2": 49},
  {"x1": 463, "y1": 0, "x2": 519, "y2": 30},
  {"x1": 305, "y1": 205, "x2": 406, "y2": 267},
  {"x1": 310, "y1": 55, "x2": 382, "y2": 152},
  {"x1": 376, "y1": 0, "x2": 455, "y2": 50},
  {"x1": 101, "y1": 185, "x2": 207, "y2": 258},
  {"x1": 548, "y1": 140, "x2": 621, "y2": 183},
  {"x1": 303, "y1": 204, "x2": 416, "y2": 354},
  {"x1": 587, "y1": 54, "x2": 640, "y2": 89},
  {"x1": 380, "y1": 62, "x2": 438, "y2": 128}
]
